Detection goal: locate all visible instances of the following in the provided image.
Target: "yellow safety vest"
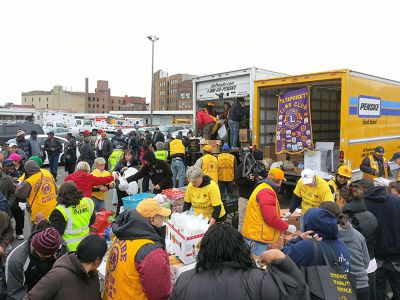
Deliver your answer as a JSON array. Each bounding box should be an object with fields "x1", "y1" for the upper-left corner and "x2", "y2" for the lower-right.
[
  {"x1": 202, "y1": 154, "x2": 218, "y2": 182},
  {"x1": 103, "y1": 238, "x2": 154, "y2": 300},
  {"x1": 25, "y1": 171, "x2": 57, "y2": 222},
  {"x1": 362, "y1": 155, "x2": 389, "y2": 179},
  {"x1": 55, "y1": 197, "x2": 94, "y2": 251},
  {"x1": 91, "y1": 169, "x2": 112, "y2": 200},
  {"x1": 170, "y1": 139, "x2": 185, "y2": 156},
  {"x1": 242, "y1": 182, "x2": 281, "y2": 244},
  {"x1": 218, "y1": 153, "x2": 235, "y2": 182},
  {"x1": 328, "y1": 179, "x2": 339, "y2": 201},
  {"x1": 155, "y1": 150, "x2": 168, "y2": 161},
  {"x1": 108, "y1": 150, "x2": 124, "y2": 171}
]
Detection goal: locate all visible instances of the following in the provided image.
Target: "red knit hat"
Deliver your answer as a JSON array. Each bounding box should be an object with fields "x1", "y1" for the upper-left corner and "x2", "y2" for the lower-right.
[{"x1": 31, "y1": 227, "x2": 61, "y2": 256}]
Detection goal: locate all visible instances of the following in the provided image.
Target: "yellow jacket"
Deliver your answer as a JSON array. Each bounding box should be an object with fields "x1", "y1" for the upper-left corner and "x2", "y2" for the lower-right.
[
  {"x1": 218, "y1": 153, "x2": 235, "y2": 182},
  {"x1": 242, "y1": 182, "x2": 281, "y2": 244},
  {"x1": 170, "y1": 139, "x2": 185, "y2": 156},
  {"x1": 201, "y1": 154, "x2": 218, "y2": 182},
  {"x1": 362, "y1": 155, "x2": 389, "y2": 179},
  {"x1": 25, "y1": 170, "x2": 57, "y2": 222},
  {"x1": 103, "y1": 239, "x2": 154, "y2": 300}
]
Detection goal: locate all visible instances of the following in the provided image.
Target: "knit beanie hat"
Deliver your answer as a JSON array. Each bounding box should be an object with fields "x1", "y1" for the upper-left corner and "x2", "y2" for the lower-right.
[
  {"x1": 76, "y1": 235, "x2": 107, "y2": 262},
  {"x1": 143, "y1": 151, "x2": 156, "y2": 163},
  {"x1": 16, "y1": 130, "x2": 25, "y2": 137},
  {"x1": 28, "y1": 156, "x2": 43, "y2": 168},
  {"x1": 252, "y1": 149, "x2": 263, "y2": 161},
  {"x1": 31, "y1": 227, "x2": 61, "y2": 256}
]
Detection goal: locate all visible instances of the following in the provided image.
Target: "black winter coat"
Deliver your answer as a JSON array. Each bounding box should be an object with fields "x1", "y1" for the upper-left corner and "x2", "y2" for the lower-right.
[
  {"x1": 78, "y1": 143, "x2": 95, "y2": 165},
  {"x1": 343, "y1": 199, "x2": 378, "y2": 259},
  {"x1": 171, "y1": 257, "x2": 306, "y2": 300},
  {"x1": 44, "y1": 138, "x2": 63, "y2": 155}
]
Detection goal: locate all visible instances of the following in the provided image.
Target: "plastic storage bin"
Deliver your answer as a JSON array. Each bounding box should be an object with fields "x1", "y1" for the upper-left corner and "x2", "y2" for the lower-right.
[{"x1": 122, "y1": 193, "x2": 155, "y2": 210}]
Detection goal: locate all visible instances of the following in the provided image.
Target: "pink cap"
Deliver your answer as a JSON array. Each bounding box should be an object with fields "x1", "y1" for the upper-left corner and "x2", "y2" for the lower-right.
[{"x1": 8, "y1": 153, "x2": 22, "y2": 161}]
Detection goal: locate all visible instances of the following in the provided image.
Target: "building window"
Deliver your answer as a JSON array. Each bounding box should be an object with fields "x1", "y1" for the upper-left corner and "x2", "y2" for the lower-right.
[
  {"x1": 47, "y1": 97, "x2": 48, "y2": 102},
  {"x1": 186, "y1": 93, "x2": 191, "y2": 99},
  {"x1": 46, "y1": 104, "x2": 48, "y2": 108},
  {"x1": 88, "y1": 104, "x2": 90, "y2": 108},
  {"x1": 111, "y1": 106, "x2": 113, "y2": 110},
  {"x1": 97, "y1": 104, "x2": 99, "y2": 108},
  {"x1": 111, "y1": 99, "x2": 114, "y2": 103},
  {"x1": 97, "y1": 97, "x2": 99, "y2": 101},
  {"x1": 102, "y1": 105, "x2": 105, "y2": 109}
]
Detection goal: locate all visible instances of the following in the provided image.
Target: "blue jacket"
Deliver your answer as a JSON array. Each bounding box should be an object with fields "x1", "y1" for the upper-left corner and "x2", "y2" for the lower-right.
[
  {"x1": 283, "y1": 208, "x2": 350, "y2": 272},
  {"x1": 364, "y1": 186, "x2": 400, "y2": 260}
]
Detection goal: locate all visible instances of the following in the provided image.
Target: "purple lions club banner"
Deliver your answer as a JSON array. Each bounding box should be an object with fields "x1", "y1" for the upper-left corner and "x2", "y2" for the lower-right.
[{"x1": 276, "y1": 87, "x2": 314, "y2": 154}]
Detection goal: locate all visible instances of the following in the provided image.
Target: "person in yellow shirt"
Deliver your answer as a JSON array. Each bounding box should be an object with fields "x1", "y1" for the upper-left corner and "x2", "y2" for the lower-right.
[
  {"x1": 328, "y1": 165, "x2": 352, "y2": 201},
  {"x1": 91, "y1": 157, "x2": 114, "y2": 212},
  {"x1": 183, "y1": 166, "x2": 226, "y2": 225},
  {"x1": 285, "y1": 169, "x2": 334, "y2": 231},
  {"x1": 194, "y1": 144, "x2": 218, "y2": 182},
  {"x1": 15, "y1": 160, "x2": 58, "y2": 229},
  {"x1": 217, "y1": 145, "x2": 237, "y2": 194}
]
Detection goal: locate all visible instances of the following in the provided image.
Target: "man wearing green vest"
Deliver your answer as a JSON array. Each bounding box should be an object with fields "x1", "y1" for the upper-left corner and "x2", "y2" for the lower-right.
[
  {"x1": 155, "y1": 142, "x2": 169, "y2": 161},
  {"x1": 49, "y1": 181, "x2": 96, "y2": 251}
]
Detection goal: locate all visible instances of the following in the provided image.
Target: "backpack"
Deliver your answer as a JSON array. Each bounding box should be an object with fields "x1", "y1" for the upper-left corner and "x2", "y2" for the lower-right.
[{"x1": 268, "y1": 256, "x2": 310, "y2": 300}]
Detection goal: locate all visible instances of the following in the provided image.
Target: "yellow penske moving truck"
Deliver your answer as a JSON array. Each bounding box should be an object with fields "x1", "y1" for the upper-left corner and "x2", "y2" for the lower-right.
[{"x1": 253, "y1": 69, "x2": 400, "y2": 181}]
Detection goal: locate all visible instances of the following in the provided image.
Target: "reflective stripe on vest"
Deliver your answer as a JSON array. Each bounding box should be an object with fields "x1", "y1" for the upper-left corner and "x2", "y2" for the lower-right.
[
  {"x1": 363, "y1": 155, "x2": 389, "y2": 179},
  {"x1": 155, "y1": 150, "x2": 168, "y2": 161},
  {"x1": 56, "y1": 197, "x2": 94, "y2": 251},
  {"x1": 202, "y1": 154, "x2": 218, "y2": 182},
  {"x1": 242, "y1": 182, "x2": 281, "y2": 244},
  {"x1": 103, "y1": 238, "x2": 154, "y2": 300},
  {"x1": 218, "y1": 153, "x2": 235, "y2": 182}
]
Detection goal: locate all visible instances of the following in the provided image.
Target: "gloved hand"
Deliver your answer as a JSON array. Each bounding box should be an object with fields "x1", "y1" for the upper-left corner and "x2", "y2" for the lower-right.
[
  {"x1": 283, "y1": 212, "x2": 292, "y2": 220},
  {"x1": 287, "y1": 224, "x2": 297, "y2": 234}
]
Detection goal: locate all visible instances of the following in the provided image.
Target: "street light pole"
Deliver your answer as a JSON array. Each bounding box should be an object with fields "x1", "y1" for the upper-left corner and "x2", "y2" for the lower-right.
[{"x1": 147, "y1": 35, "x2": 159, "y2": 126}]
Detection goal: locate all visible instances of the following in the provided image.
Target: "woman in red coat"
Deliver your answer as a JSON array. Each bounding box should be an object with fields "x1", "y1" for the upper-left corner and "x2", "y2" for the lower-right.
[{"x1": 64, "y1": 161, "x2": 114, "y2": 198}]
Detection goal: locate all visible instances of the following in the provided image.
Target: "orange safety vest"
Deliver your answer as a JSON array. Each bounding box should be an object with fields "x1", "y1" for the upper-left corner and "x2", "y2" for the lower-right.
[
  {"x1": 202, "y1": 154, "x2": 218, "y2": 182},
  {"x1": 242, "y1": 182, "x2": 281, "y2": 244},
  {"x1": 218, "y1": 153, "x2": 235, "y2": 182},
  {"x1": 103, "y1": 238, "x2": 154, "y2": 300},
  {"x1": 25, "y1": 170, "x2": 57, "y2": 222},
  {"x1": 362, "y1": 155, "x2": 389, "y2": 179}
]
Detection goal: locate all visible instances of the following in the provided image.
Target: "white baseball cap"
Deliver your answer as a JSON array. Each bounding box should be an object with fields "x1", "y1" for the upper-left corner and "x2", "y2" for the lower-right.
[
  {"x1": 301, "y1": 169, "x2": 315, "y2": 185},
  {"x1": 8, "y1": 142, "x2": 18, "y2": 148}
]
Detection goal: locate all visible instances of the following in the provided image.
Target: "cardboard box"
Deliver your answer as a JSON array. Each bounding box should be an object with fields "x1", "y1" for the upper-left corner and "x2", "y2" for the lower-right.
[
  {"x1": 166, "y1": 222, "x2": 205, "y2": 265},
  {"x1": 239, "y1": 129, "x2": 250, "y2": 142},
  {"x1": 169, "y1": 256, "x2": 196, "y2": 284},
  {"x1": 281, "y1": 209, "x2": 301, "y2": 230},
  {"x1": 263, "y1": 146, "x2": 277, "y2": 161}
]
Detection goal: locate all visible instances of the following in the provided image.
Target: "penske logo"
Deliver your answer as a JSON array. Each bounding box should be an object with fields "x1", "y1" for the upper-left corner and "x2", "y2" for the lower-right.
[{"x1": 358, "y1": 96, "x2": 381, "y2": 118}]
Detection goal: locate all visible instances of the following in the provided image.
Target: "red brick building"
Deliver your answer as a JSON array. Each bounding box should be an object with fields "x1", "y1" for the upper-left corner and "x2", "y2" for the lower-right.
[{"x1": 85, "y1": 78, "x2": 146, "y2": 113}]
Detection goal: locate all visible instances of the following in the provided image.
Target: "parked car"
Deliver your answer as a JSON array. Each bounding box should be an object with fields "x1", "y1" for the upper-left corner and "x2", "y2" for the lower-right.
[
  {"x1": 171, "y1": 129, "x2": 191, "y2": 138},
  {"x1": 0, "y1": 122, "x2": 44, "y2": 145},
  {"x1": 44, "y1": 127, "x2": 75, "y2": 139},
  {"x1": 6, "y1": 134, "x2": 79, "y2": 166},
  {"x1": 158, "y1": 125, "x2": 186, "y2": 136}
]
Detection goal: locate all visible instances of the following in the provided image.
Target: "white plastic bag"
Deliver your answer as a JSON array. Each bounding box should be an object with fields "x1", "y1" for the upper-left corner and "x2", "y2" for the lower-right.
[
  {"x1": 122, "y1": 167, "x2": 139, "y2": 195},
  {"x1": 112, "y1": 188, "x2": 118, "y2": 205},
  {"x1": 218, "y1": 124, "x2": 227, "y2": 139}
]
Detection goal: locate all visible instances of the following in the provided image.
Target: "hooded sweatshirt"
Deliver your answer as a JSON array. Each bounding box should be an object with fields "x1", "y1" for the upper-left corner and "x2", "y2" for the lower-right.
[
  {"x1": 342, "y1": 199, "x2": 378, "y2": 259},
  {"x1": 283, "y1": 208, "x2": 350, "y2": 272},
  {"x1": 23, "y1": 253, "x2": 101, "y2": 300},
  {"x1": 64, "y1": 170, "x2": 114, "y2": 198},
  {"x1": 338, "y1": 222, "x2": 370, "y2": 289},
  {"x1": 107, "y1": 210, "x2": 172, "y2": 300},
  {"x1": 363, "y1": 186, "x2": 400, "y2": 260},
  {"x1": 15, "y1": 160, "x2": 41, "y2": 200}
]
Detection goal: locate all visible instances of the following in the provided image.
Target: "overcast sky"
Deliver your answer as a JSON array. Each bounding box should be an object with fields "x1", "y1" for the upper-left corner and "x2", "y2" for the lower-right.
[{"x1": 1, "y1": 0, "x2": 399, "y2": 105}]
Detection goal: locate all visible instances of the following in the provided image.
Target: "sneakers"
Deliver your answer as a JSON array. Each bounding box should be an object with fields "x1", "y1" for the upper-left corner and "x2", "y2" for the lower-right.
[{"x1": 16, "y1": 234, "x2": 25, "y2": 240}]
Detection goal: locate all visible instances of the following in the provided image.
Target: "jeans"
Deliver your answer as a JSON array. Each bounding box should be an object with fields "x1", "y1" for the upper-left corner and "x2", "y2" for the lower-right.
[
  {"x1": 244, "y1": 237, "x2": 269, "y2": 256},
  {"x1": 171, "y1": 159, "x2": 185, "y2": 188},
  {"x1": 92, "y1": 196, "x2": 105, "y2": 212},
  {"x1": 228, "y1": 119, "x2": 240, "y2": 148},
  {"x1": 376, "y1": 260, "x2": 400, "y2": 300},
  {"x1": 368, "y1": 271, "x2": 376, "y2": 300},
  {"x1": 48, "y1": 153, "x2": 60, "y2": 180},
  {"x1": 218, "y1": 181, "x2": 233, "y2": 194}
]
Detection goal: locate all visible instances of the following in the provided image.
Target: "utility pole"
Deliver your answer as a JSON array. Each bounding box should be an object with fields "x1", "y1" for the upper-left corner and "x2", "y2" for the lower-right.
[{"x1": 147, "y1": 35, "x2": 159, "y2": 126}]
